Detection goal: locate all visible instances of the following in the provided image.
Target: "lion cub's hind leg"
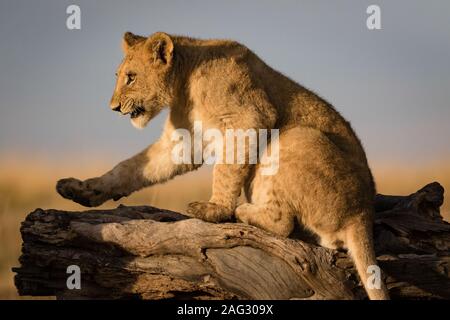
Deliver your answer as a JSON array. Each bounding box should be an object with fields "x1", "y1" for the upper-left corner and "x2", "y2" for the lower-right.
[{"x1": 315, "y1": 231, "x2": 346, "y2": 250}]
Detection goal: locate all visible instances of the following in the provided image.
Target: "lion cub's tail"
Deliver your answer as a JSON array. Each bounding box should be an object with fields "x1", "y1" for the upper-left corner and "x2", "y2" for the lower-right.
[{"x1": 345, "y1": 214, "x2": 390, "y2": 300}]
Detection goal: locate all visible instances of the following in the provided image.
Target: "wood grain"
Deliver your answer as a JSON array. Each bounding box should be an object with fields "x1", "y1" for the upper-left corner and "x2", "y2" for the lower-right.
[{"x1": 13, "y1": 182, "x2": 450, "y2": 299}]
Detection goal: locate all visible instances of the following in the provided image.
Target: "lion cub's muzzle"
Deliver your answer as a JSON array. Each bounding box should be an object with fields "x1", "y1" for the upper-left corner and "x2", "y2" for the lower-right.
[
  {"x1": 111, "y1": 100, "x2": 145, "y2": 119},
  {"x1": 129, "y1": 106, "x2": 145, "y2": 118}
]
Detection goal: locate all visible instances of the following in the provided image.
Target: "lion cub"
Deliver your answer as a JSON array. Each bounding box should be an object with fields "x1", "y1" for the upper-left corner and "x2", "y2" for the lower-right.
[{"x1": 57, "y1": 32, "x2": 389, "y2": 299}]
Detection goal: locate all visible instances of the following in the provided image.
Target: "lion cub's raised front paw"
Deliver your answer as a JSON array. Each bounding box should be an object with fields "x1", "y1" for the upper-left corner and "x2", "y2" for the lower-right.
[
  {"x1": 56, "y1": 178, "x2": 110, "y2": 207},
  {"x1": 187, "y1": 201, "x2": 234, "y2": 223}
]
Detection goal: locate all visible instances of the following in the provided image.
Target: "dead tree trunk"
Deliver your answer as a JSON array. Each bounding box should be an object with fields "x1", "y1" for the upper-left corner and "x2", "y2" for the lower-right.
[{"x1": 13, "y1": 182, "x2": 450, "y2": 299}]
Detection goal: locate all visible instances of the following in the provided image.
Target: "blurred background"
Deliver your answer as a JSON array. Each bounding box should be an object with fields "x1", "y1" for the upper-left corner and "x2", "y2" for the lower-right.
[{"x1": 0, "y1": 0, "x2": 449, "y2": 298}]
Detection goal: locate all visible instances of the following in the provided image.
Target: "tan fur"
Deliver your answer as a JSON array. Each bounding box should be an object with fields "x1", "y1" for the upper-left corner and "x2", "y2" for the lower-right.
[{"x1": 57, "y1": 32, "x2": 389, "y2": 299}]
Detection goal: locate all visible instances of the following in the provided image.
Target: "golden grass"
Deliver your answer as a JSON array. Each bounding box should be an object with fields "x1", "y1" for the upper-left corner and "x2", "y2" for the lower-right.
[{"x1": 0, "y1": 155, "x2": 448, "y2": 299}]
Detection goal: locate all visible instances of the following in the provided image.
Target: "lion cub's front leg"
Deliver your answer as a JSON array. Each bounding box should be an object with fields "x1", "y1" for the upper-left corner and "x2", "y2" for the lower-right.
[
  {"x1": 187, "y1": 112, "x2": 263, "y2": 222},
  {"x1": 187, "y1": 163, "x2": 249, "y2": 222},
  {"x1": 57, "y1": 148, "x2": 151, "y2": 207},
  {"x1": 57, "y1": 128, "x2": 198, "y2": 207},
  {"x1": 57, "y1": 177, "x2": 118, "y2": 207}
]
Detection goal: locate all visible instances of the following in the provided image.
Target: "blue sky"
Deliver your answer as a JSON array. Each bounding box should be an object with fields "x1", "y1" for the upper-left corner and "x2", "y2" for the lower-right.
[{"x1": 0, "y1": 0, "x2": 449, "y2": 165}]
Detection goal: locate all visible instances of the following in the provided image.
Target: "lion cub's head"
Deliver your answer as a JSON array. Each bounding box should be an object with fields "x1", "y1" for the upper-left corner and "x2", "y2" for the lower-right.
[{"x1": 110, "y1": 32, "x2": 176, "y2": 129}]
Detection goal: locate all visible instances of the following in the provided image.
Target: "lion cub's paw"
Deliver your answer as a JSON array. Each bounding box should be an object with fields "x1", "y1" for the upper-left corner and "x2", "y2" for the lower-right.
[
  {"x1": 187, "y1": 201, "x2": 234, "y2": 223},
  {"x1": 235, "y1": 203, "x2": 253, "y2": 224},
  {"x1": 56, "y1": 178, "x2": 109, "y2": 207}
]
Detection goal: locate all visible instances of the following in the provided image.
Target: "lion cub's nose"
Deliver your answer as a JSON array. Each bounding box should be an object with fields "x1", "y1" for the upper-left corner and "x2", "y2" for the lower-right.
[{"x1": 111, "y1": 104, "x2": 121, "y2": 112}]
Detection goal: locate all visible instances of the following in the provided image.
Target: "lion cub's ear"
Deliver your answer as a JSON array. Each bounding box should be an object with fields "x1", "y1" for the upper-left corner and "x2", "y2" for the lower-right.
[
  {"x1": 122, "y1": 32, "x2": 145, "y2": 53},
  {"x1": 146, "y1": 32, "x2": 174, "y2": 66}
]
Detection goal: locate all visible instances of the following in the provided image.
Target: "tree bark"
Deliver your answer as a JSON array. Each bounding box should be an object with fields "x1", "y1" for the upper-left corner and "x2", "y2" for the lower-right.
[{"x1": 13, "y1": 182, "x2": 450, "y2": 300}]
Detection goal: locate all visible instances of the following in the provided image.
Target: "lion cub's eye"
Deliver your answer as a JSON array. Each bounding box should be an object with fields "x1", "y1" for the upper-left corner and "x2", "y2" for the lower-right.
[{"x1": 126, "y1": 73, "x2": 136, "y2": 85}]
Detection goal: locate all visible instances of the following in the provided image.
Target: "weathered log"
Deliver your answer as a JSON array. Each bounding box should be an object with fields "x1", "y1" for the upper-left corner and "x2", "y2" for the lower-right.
[{"x1": 13, "y1": 182, "x2": 450, "y2": 299}]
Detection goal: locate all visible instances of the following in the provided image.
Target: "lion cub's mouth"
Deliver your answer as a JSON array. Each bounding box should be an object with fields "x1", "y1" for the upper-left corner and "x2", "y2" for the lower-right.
[{"x1": 130, "y1": 106, "x2": 145, "y2": 119}]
